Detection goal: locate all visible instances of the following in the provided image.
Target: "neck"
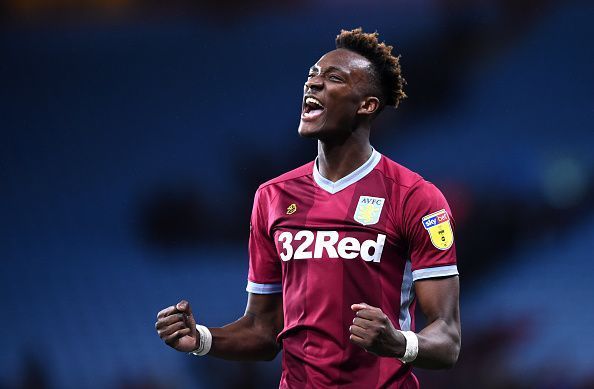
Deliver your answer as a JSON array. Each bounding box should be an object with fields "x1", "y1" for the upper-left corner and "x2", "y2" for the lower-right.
[{"x1": 316, "y1": 129, "x2": 372, "y2": 182}]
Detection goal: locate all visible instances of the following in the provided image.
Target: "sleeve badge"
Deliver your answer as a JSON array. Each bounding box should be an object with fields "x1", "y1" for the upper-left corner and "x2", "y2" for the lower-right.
[{"x1": 421, "y1": 209, "x2": 454, "y2": 250}]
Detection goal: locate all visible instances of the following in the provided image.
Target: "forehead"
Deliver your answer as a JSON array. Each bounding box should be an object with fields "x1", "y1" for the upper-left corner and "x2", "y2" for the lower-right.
[{"x1": 312, "y1": 49, "x2": 372, "y2": 74}]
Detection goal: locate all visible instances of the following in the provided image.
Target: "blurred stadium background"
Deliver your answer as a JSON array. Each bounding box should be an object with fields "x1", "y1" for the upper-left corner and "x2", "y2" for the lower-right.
[{"x1": 1, "y1": 0, "x2": 593, "y2": 387}]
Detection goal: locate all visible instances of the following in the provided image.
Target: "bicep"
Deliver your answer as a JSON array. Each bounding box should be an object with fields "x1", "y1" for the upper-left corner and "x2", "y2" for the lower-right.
[
  {"x1": 415, "y1": 276, "x2": 460, "y2": 327},
  {"x1": 245, "y1": 292, "x2": 284, "y2": 334}
]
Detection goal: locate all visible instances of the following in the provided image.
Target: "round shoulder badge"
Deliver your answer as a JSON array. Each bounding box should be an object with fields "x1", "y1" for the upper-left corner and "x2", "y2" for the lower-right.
[{"x1": 421, "y1": 209, "x2": 454, "y2": 250}]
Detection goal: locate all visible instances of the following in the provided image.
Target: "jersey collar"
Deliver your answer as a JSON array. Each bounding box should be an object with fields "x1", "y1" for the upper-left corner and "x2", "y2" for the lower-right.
[{"x1": 313, "y1": 148, "x2": 382, "y2": 194}]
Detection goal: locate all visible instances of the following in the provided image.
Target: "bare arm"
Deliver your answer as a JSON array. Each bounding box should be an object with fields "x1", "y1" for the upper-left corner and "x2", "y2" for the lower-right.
[
  {"x1": 349, "y1": 275, "x2": 460, "y2": 369},
  {"x1": 155, "y1": 293, "x2": 283, "y2": 361},
  {"x1": 411, "y1": 275, "x2": 461, "y2": 368}
]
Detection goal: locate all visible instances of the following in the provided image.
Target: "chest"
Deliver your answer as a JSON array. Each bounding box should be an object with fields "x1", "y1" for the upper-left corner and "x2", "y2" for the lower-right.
[{"x1": 268, "y1": 183, "x2": 404, "y2": 264}]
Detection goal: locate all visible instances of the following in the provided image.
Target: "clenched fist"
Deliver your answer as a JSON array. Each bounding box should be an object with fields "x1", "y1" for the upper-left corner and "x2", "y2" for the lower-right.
[
  {"x1": 155, "y1": 300, "x2": 198, "y2": 353},
  {"x1": 349, "y1": 303, "x2": 406, "y2": 358}
]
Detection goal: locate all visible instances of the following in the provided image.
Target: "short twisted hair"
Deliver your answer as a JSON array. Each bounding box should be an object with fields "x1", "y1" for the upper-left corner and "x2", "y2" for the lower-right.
[{"x1": 336, "y1": 28, "x2": 406, "y2": 109}]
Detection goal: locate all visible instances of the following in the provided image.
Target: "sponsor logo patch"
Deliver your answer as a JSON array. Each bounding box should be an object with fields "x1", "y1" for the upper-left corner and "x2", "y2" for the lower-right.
[
  {"x1": 277, "y1": 230, "x2": 386, "y2": 263},
  {"x1": 354, "y1": 196, "x2": 385, "y2": 226},
  {"x1": 421, "y1": 209, "x2": 454, "y2": 250}
]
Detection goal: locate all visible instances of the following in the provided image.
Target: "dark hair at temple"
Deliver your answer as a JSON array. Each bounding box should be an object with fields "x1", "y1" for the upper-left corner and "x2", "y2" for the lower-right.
[{"x1": 336, "y1": 28, "x2": 406, "y2": 108}]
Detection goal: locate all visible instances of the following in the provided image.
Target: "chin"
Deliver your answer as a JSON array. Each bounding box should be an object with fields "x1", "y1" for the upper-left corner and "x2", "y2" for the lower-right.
[
  {"x1": 299, "y1": 121, "x2": 348, "y2": 142},
  {"x1": 298, "y1": 122, "x2": 322, "y2": 138}
]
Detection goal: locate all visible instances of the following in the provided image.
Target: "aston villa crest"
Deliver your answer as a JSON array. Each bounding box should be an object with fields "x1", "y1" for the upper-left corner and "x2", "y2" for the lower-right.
[{"x1": 354, "y1": 196, "x2": 385, "y2": 226}]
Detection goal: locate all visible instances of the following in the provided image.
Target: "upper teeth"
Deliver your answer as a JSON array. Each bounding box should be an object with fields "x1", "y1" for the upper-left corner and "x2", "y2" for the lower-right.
[{"x1": 306, "y1": 97, "x2": 323, "y2": 108}]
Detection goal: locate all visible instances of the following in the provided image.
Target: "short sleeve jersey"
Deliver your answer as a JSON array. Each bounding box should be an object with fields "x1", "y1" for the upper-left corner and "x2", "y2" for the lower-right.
[{"x1": 247, "y1": 149, "x2": 458, "y2": 389}]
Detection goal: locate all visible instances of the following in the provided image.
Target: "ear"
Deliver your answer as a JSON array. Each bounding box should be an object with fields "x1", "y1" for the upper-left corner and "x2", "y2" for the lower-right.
[{"x1": 357, "y1": 97, "x2": 380, "y2": 116}]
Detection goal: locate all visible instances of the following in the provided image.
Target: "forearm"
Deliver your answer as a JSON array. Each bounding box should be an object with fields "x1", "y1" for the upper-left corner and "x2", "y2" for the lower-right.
[
  {"x1": 349, "y1": 302, "x2": 460, "y2": 369},
  {"x1": 207, "y1": 314, "x2": 282, "y2": 361},
  {"x1": 411, "y1": 317, "x2": 460, "y2": 369}
]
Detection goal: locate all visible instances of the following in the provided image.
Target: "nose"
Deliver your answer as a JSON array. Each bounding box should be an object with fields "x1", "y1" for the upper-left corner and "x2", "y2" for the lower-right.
[{"x1": 304, "y1": 75, "x2": 323, "y2": 92}]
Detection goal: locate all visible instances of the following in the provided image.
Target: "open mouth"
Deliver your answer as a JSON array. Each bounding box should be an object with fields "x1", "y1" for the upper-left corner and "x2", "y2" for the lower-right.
[{"x1": 301, "y1": 96, "x2": 325, "y2": 121}]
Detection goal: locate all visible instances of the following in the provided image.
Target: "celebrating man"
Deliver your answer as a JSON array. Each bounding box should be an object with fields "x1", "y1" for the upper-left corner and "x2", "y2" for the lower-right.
[{"x1": 156, "y1": 28, "x2": 461, "y2": 388}]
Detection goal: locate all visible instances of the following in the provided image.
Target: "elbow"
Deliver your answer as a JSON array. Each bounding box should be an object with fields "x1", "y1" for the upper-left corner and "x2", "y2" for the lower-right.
[
  {"x1": 442, "y1": 336, "x2": 461, "y2": 369},
  {"x1": 261, "y1": 341, "x2": 281, "y2": 361},
  {"x1": 442, "y1": 349, "x2": 459, "y2": 369},
  {"x1": 440, "y1": 321, "x2": 461, "y2": 369},
  {"x1": 255, "y1": 328, "x2": 282, "y2": 361}
]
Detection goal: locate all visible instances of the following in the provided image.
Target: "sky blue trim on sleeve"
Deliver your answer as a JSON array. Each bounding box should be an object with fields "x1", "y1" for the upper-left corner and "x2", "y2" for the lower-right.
[
  {"x1": 246, "y1": 281, "x2": 282, "y2": 294},
  {"x1": 412, "y1": 265, "x2": 459, "y2": 281},
  {"x1": 399, "y1": 259, "x2": 415, "y2": 331}
]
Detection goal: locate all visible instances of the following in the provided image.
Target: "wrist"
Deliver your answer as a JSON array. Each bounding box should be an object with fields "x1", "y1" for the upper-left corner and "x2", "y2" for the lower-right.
[
  {"x1": 396, "y1": 330, "x2": 419, "y2": 364},
  {"x1": 190, "y1": 325, "x2": 213, "y2": 356},
  {"x1": 392, "y1": 330, "x2": 407, "y2": 358},
  {"x1": 193, "y1": 329, "x2": 201, "y2": 351}
]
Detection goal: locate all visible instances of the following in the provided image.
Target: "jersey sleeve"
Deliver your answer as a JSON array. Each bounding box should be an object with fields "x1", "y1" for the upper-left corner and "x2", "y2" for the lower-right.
[
  {"x1": 246, "y1": 187, "x2": 282, "y2": 294},
  {"x1": 402, "y1": 179, "x2": 459, "y2": 282}
]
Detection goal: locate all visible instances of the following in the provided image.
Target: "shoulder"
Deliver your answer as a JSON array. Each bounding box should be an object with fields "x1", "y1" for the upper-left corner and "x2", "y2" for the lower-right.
[
  {"x1": 375, "y1": 153, "x2": 424, "y2": 189},
  {"x1": 376, "y1": 153, "x2": 447, "y2": 205},
  {"x1": 257, "y1": 161, "x2": 314, "y2": 193}
]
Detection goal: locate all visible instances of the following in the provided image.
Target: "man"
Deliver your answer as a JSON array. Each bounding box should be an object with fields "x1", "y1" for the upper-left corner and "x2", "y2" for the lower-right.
[{"x1": 156, "y1": 28, "x2": 461, "y2": 388}]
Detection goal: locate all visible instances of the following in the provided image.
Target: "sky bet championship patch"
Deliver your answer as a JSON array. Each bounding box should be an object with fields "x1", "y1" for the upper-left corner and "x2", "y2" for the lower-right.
[{"x1": 421, "y1": 209, "x2": 454, "y2": 250}]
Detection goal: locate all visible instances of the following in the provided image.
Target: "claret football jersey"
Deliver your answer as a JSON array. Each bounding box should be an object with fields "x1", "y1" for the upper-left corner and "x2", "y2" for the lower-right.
[{"x1": 246, "y1": 149, "x2": 458, "y2": 389}]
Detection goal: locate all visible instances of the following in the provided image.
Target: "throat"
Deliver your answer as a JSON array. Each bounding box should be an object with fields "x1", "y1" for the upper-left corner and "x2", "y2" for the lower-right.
[{"x1": 317, "y1": 143, "x2": 374, "y2": 183}]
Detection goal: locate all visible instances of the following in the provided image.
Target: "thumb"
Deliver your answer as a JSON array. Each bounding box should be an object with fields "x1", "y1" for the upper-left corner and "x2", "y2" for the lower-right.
[
  {"x1": 177, "y1": 300, "x2": 195, "y2": 318},
  {"x1": 176, "y1": 300, "x2": 197, "y2": 330},
  {"x1": 176, "y1": 299, "x2": 192, "y2": 314}
]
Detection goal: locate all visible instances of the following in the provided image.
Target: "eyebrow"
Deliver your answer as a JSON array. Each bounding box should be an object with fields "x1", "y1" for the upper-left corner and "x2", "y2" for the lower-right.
[{"x1": 309, "y1": 65, "x2": 348, "y2": 75}]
